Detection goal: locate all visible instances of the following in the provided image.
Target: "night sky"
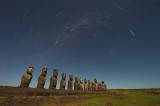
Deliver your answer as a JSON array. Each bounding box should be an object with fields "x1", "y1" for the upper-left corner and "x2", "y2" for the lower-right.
[{"x1": 0, "y1": 0, "x2": 160, "y2": 89}]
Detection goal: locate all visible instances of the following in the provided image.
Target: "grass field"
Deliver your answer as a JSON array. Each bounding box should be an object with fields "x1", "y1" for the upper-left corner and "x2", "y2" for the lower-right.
[{"x1": 78, "y1": 89, "x2": 160, "y2": 106}]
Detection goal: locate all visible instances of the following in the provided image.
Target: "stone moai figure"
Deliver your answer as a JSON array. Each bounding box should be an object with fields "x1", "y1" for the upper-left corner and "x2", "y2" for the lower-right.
[
  {"x1": 91, "y1": 81, "x2": 94, "y2": 91},
  {"x1": 88, "y1": 80, "x2": 91, "y2": 91},
  {"x1": 78, "y1": 78, "x2": 83, "y2": 91},
  {"x1": 94, "y1": 78, "x2": 98, "y2": 91},
  {"x1": 49, "y1": 69, "x2": 58, "y2": 89},
  {"x1": 74, "y1": 77, "x2": 79, "y2": 90},
  {"x1": 98, "y1": 83, "x2": 102, "y2": 91},
  {"x1": 60, "y1": 73, "x2": 66, "y2": 90},
  {"x1": 67, "y1": 75, "x2": 73, "y2": 90},
  {"x1": 20, "y1": 66, "x2": 34, "y2": 88},
  {"x1": 102, "y1": 81, "x2": 107, "y2": 91},
  {"x1": 84, "y1": 78, "x2": 87, "y2": 91},
  {"x1": 37, "y1": 67, "x2": 47, "y2": 89}
]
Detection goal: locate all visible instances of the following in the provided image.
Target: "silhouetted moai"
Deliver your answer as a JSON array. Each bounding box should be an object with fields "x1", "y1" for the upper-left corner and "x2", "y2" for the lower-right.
[
  {"x1": 88, "y1": 80, "x2": 91, "y2": 91},
  {"x1": 20, "y1": 66, "x2": 34, "y2": 88},
  {"x1": 37, "y1": 67, "x2": 47, "y2": 89},
  {"x1": 67, "y1": 75, "x2": 73, "y2": 90},
  {"x1": 84, "y1": 78, "x2": 87, "y2": 91},
  {"x1": 91, "y1": 81, "x2": 94, "y2": 91},
  {"x1": 74, "y1": 77, "x2": 79, "y2": 90},
  {"x1": 78, "y1": 78, "x2": 83, "y2": 91},
  {"x1": 60, "y1": 73, "x2": 66, "y2": 90},
  {"x1": 49, "y1": 69, "x2": 58, "y2": 89},
  {"x1": 94, "y1": 78, "x2": 98, "y2": 91},
  {"x1": 102, "y1": 81, "x2": 107, "y2": 91}
]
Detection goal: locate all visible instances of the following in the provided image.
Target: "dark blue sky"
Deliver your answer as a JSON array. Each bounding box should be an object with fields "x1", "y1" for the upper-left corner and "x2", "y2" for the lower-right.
[{"x1": 0, "y1": 0, "x2": 160, "y2": 89}]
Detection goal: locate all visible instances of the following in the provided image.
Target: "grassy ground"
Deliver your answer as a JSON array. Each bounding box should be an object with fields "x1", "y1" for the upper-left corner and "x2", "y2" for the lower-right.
[{"x1": 79, "y1": 89, "x2": 160, "y2": 106}]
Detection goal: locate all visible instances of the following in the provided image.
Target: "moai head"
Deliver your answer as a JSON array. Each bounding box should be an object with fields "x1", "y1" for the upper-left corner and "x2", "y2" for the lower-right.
[
  {"x1": 69, "y1": 75, "x2": 73, "y2": 81},
  {"x1": 100, "y1": 83, "x2": 102, "y2": 86},
  {"x1": 88, "y1": 80, "x2": 90, "y2": 84},
  {"x1": 91, "y1": 81, "x2": 94, "y2": 85},
  {"x1": 75, "y1": 77, "x2": 78, "y2": 82},
  {"x1": 42, "y1": 67, "x2": 47, "y2": 76},
  {"x1": 53, "y1": 69, "x2": 58, "y2": 77},
  {"x1": 79, "y1": 78, "x2": 83, "y2": 84},
  {"x1": 84, "y1": 78, "x2": 87, "y2": 84},
  {"x1": 27, "y1": 66, "x2": 34, "y2": 74},
  {"x1": 94, "y1": 78, "x2": 97, "y2": 83},
  {"x1": 102, "y1": 81, "x2": 104, "y2": 84},
  {"x1": 62, "y1": 73, "x2": 66, "y2": 80}
]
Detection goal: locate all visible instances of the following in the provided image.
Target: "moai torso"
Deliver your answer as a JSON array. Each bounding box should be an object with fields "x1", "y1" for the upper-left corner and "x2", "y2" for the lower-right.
[
  {"x1": 20, "y1": 66, "x2": 34, "y2": 88},
  {"x1": 88, "y1": 80, "x2": 91, "y2": 91},
  {"x1": 91, "y1": 81, "x2": 94, "y2": 91},
  {"x1": 94, "y1": 78, "x2": 98, "y2": 91},
  {"x1": 49, "y1": 69, "x2": 58, "y2": 89},
  {"x1": 78, "y1": 78, "x2": 83, "y2": 91},
  {"x1": 37, "y1": 67, "x2": 47, "y2": 89},
  {"x1": 60, "y1": 73, "x2": 66, "y2": 90},
  {"x1": 67, "y1": 75, "x2": 73, "y2": 90},
  {"x1": 84, "y1": 78, "x2": 87, "y2": 91},
  {"x1": 102, "y1": 81, "x2": 107, "y2": 91},
  {"x1": 74, "y1": 77, "x2": 79, "y2": 90},
  {"x1": 98, "y1": 83, "x2": 102, "y2": 91}
]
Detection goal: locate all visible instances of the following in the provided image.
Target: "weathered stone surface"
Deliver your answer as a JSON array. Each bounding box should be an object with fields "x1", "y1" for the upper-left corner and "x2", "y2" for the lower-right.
[
  {"x1": 20, "y1": 66, "x2": 34, "y2": 88},
  {"x1": 91, "y1": 81, "x2": 94, "y2": 91},
  {"x1": 49, "y1": 69, "x2": 58, "y2": 89},
  {"x1": 37, "y1": 67, "x2": 47, "y2": 89},
  {"x1": 60, "y1": 73, "x2": 66, "y2": 90},
  {"x1": 84, "y1": 78, "x2": 87, "y2": 91},
  {"x1": 67, "y1": 75, "x2": 73, "y2": 90},
  {"x1": 74, "y1": 77, "x2": 79, "y2": 90},
  {"x1": 88, "y1": 80, "x2": 91, "y2": 91},
  {"x1": 102, "y1": 81, "x2": 107, "y2": 91},
  {"x1": 98, "y1": 83, "x2": 102, "y2": 91},
  {"x1": 78, "y1": 78, "x2": 83, "y2": 91},
  {"x1": 94, "y1": 78, "x2": 98, "y2": 91}
]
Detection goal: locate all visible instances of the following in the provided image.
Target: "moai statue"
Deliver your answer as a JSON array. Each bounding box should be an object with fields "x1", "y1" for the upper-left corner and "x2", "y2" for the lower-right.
[
  {"x1": 74, "y1": 77, "x2": 79, "y2": 90},
  {"x1": 102, "y1": 81, "x2": 107, "y2": 91},
  {"x1": 78, "y1": 78, "x2": 83, "y2": 91},
  {"x1": 91, "y1": 81, "x2": 94, "y2": 91},
  {"x1": 49, "y1": 69, "x2": 58, "y2": 89},
  {"x1": 67, "y1": 75, "x2": 73, "y2": 90},
  {"x1": 88, "y1": 80, "x2": 91, "y2": 91},
  {"x1": 84, "y1": 78, "x2": 87, "y2": 91},
  {"x1": 98, "y1": 83, "x2": 102, "y2": 91},
  {"x1": 37, "y1": 67, "x2": 47, "y2": 89},
  {"x1": 60, "y1": 73, "x2": 66, "y2": 90},
  {"x1": 20, "y1": 66, "x2": 34, "y2": 88},
  {"x1": 94, "y1": 78, "x2": 98, "y2": 91}
]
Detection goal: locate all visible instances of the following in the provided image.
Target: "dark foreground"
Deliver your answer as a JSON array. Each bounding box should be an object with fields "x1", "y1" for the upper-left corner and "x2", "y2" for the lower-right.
[{"x1": 0, "y1": 86, "x2": 160, "y2": 106}]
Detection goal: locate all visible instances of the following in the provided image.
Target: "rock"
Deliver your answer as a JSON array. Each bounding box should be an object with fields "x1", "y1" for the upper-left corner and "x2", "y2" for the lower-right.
[
  {"x1": 67, "y1": 75, "x2": 73, "y2": 90},
  {"x1": 37, "y1": 67, "x2": 47, "y2": 89},
  {"x1": 49, "y1": 69, "x2": 58, "y2": 89},
  {"x1": 60, "y1": 73, "x2": 66, "y2": 90},
  {"x1": 20, "y1": 66, "x2": 34, "y2": 88}
]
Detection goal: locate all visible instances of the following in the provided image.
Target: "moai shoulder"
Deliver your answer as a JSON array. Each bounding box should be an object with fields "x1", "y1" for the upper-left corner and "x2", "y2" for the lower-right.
[
  {"x1": 60, "y1": 73, "x2": 66, "y2": 90},
  {"x1": 37, "y1": 67, "x2": 47, "y2": 89},
  {"x1": 67, "y1": 75, "x2": 73, "y2": 90},
  {"x1": 88, "y1": 80, "x2": 91, "y2": 91},
  {"x1": 49, "y1": 69, "x2": 58, "y2": 89},
  {"x1": 84, "y1": 78, "x2": 87, "y2": 91},
  {"x1": 20, "y1": 66, "x2": 34, "y2": 88},
  {"x1": 78, "y1": 78, "x2": 83, "y2": 91},
  {"x1": 74, "y1": 77, "x2": 79, "y2": 90}
]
